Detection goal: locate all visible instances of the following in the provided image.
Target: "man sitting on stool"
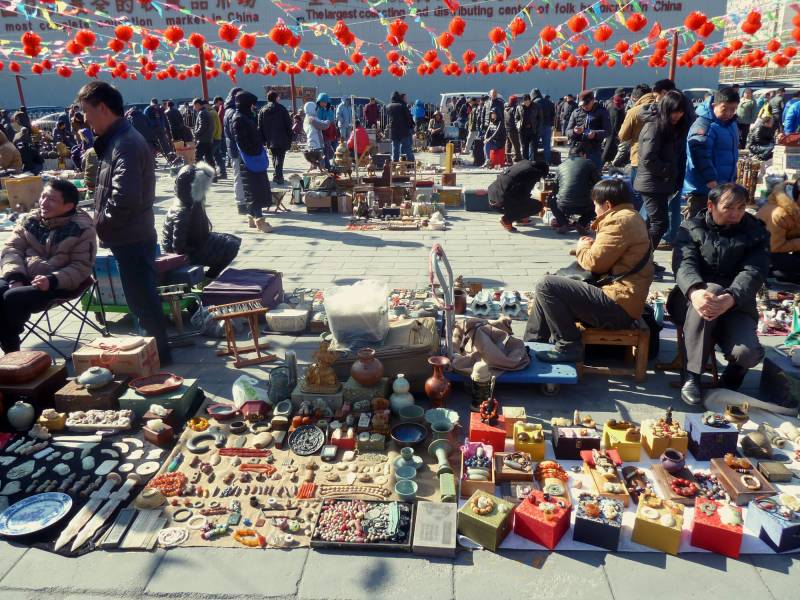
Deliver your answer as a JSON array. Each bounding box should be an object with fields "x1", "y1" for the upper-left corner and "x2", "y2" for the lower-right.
[
  {"x1": 0, "y1": 180, "x2": 96, "y2": 353},
  {"x1": 669, "y1": 183, "x2": 769, "y2": 406},
  {"x1": 550, "y1": 142, "x2": 600, "y2": 235}
]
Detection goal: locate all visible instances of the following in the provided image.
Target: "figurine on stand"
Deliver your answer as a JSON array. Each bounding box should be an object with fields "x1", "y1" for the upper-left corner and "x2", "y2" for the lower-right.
[
  {"x1": 479, "y1": 377, "x2": 499, "y2": 425},
  {"x1": 300, "y1": 342, "x2": 341, "y2": 394}
]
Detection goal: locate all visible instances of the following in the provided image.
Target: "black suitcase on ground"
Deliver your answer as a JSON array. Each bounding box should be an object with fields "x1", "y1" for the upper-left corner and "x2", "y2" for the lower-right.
[{"x1": 472, "y1": 138, "x2": 484, "y2": 166}]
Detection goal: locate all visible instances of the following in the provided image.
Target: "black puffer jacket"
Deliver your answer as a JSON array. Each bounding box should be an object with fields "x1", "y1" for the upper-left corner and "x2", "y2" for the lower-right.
[
  {"x1": 258, "y1": 101, "x2": 293, "y2": 151},
  {"x1": 516, "y1": 102, "x2": 541, "y2": 137},
  {"x1": 193, "y1": 107, "x2": 213, "y2": 144},
  {"x1": 386, "y1": 92, "x2": 414, "y2": 141},
  {"x1": 633, "y1": 107, "x2": 676, "y2": 195},
  {"x1": 566, "y1": 104, "x2": 611, "y2": 155},
  {"x1": 165, "y1": 106, "x2": 191, "y2": 142},
  {"x1": 484, "y1": 119, "x2": 506, "y2": 147},
  {"x1": 747, "y1": 119, "x2": 776, "y2": 160},
  {"x1": 555, "y1": 155, "x2": 600, "y2": 212},
  {"x1": 232, "y1": 91, "x2": 271, "y2": 209},
  {"x1": 162, "y1": 162, "x2": 212, "y2": 255},
  {"x1": 532, "y1": 90, "x2": 556, "y2": 127},
  {"x1": 671, "y1": 210, "x2": 770, "y2": 320},
  {"x1": 125, "y1": 107, "x2": 155, "y2": 144},
  {"x1": 488, "y1": 160, "x2": 548, "y2": 208},
  {"x1": 223, "y1": 87, "x2": 243, "y2": 160},
  {"x1": 503, "y1": 104, "x2": 518, "y2": 135}
]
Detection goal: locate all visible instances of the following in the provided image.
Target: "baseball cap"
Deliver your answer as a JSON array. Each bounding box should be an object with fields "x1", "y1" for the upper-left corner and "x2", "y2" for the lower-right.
[{"x1": 579, "y1": 90, "x2": 594, "y2": 104}]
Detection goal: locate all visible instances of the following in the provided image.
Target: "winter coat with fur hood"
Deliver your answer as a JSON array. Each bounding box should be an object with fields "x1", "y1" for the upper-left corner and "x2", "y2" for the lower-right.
[
  {"x1": 757, "y1": 189, "x2": 800, "y2": 254},
  {"x1": 162, "y1": 162, "x2": 213, "y2": 256},
  {"x1": 303, "y1": 101, "x2": 329, "y2": 151}
]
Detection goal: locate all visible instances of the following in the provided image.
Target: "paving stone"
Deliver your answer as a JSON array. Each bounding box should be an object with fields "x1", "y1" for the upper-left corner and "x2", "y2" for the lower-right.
[
  {"x1": 1, "y1": 547, "x2": 164, "y2": 594},
  {"x1": 748, "y1": 554, "x2": 800, "y2": 599},
  {"x1": 147, "y1": 547, "x2": 307, "y2": 597},
  {"x1": 298, "y1": 550, "x2": 452, "y2": 600}
]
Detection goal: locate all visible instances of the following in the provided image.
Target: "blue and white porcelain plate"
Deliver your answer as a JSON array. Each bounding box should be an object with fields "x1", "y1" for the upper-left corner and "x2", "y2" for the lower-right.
[{"x1": 0, "y1": 493, "x2": 72, "y2": 536}]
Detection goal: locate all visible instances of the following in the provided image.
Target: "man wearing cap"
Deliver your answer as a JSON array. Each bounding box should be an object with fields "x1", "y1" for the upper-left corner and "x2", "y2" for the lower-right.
[
  {"x1": 567, "y1": 90, "x2": 611, "y2": 169},
  {"x1": 193, "y1": 98, "x2": 216, "y2": 178}
]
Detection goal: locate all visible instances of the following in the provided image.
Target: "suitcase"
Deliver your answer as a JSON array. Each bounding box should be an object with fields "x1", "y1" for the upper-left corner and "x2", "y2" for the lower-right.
[
  {"x1": 329, "y1": 317, "x2": 439, "y2": 393},
  {"x1": 0, "y1": 362, "x2": 67, "y2": 409},
  {"x1": 54, "y1": 377, "x2": 128, "y2": 412},
  {"x1": 472, "y1": 138, "x2": 485, "y2": 167},
  {"x1": 464, "y1": 189, "x2": 490, "y2": 212},
  {"x1": 0, "y1": 351, "x2": 52, "y2": 384},
  {"x1": 154, "y1": 253, "x2": 189, "y2": 274},
  {"x1": 201, "y1": 268, "x2": 284, "y2": 309},
  {"x1": 163, "y1": 265, "x2": 205, "y2": 288}
]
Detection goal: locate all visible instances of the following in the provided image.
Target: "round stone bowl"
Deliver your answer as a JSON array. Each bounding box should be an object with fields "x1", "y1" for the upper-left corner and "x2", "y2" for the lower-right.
[
  {"x1": 395, "y1": 466, "x2": 417, "y2": 480},
  {"x1": 390, "y1": 422, "x2": 428, "y2": 448},
  {"x1": 398, "y1": 405, "x2": 425, "y2": 423},
  {"x1": 394, "y1": 479, "x2": 418, "y2": 502}
]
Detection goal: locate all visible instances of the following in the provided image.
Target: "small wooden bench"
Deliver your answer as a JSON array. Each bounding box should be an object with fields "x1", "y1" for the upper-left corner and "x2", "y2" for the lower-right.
[{"x1": 576, "y1": 320, "x2": 649, "y2": 383}]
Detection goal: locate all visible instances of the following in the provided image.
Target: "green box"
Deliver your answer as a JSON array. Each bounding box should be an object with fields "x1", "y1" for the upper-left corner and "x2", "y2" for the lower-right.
[
  {"x1": 457, "y1": 491, "x2": 513, "y2": 552},
  {"x1": 118, "y1": 379, "x2": 198, "y2": 420}
]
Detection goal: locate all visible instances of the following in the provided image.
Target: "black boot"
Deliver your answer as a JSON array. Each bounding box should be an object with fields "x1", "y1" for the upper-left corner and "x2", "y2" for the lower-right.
[
  {"x1": 720, "y1": 363, "x2": 748, "y2": 391},
  {"x1": 681, "y1": 371, "x2": 703, "y2": 407}
]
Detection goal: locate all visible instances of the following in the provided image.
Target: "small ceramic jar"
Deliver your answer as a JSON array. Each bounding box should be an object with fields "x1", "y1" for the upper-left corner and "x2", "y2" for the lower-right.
[{"x1": 660, "y1": 449, "x2": 685, "y2": 474}]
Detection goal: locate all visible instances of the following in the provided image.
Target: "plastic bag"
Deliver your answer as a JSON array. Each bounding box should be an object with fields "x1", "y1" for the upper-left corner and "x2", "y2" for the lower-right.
[
  {"x1": 231, "y1": 375, "x2": 269, "y2": 409},
  {"x1": 324, "y1": 279, "x2": 389, "y2": 348}
]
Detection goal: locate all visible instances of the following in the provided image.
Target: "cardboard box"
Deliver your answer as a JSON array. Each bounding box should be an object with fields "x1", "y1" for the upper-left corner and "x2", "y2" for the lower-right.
[
  {"x1": 512, "y1": 422, "x2": 545, "y2": 460},
  {"x1": 457, "y1": 491, "x2": 513, "y2": 552},
  {"x1": 502, "y1": 406, "x2": 526, "y2": 437},
  {"x1": 640, "y1": 417, "x2": 689, "y2": 459},
  {"x1": 72, "y1": 337, "x2": 160, "y2": 379},
  {"x1": 460, "y1": 441, "x2": 495, "y2": 499},
  {"x1": 551, "y1": 425, "x2": 601, "y2": 460},
  {"x1": 744, "y1": 495, "x2": 800, "y2": 553},
  {"x1": 412, "y1": 502, "x2": 457, "y2": 557},
  {"x1": 601, "y1": 420, "x2": 642, "y2": 462},
  {"x1": 118, "y1": 379, "x2": 198, "y2": 420},
  {"x1": 630, "y1": 494, "x2": 684, "y2": 555},
  {"x1": 512, "y1": 490, "x2": 571, "y2": 550},
  {"x1": 469, "y1": 412, "x2": 507, "y2": 453},
  {"x1": 684, "y1": 413, "x2": 738, "y2": 461},
  {"x1": 710, "y1": 458, "x2": 776, "y2": 506},
  {"x1": 690, "y1": 498, "x2": 743, "y2": 558},
  {"x1": 494, "y1": 452, "x2": 534, "y2": 483},
  {"x1": 572, "y1": 493, "x2": 623, "y2": 551}
]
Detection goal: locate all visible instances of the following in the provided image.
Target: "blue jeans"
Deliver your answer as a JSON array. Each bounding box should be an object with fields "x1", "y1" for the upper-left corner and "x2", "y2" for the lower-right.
[
  {"x1": 212, "y1": 140, "x2": 227, "y2": 178},
  {"x1": 110, "y1": 240, "x2": 171, "y2": 362},
  {"x1": 662, "y1": 191, "x2": 684, "y2": 245},
  {"x1": 539, "y1": 125, "x2": 552, "y2": 163},
  {"x1": 391, "y1": 136, "x2": 414, "y2": 162}
]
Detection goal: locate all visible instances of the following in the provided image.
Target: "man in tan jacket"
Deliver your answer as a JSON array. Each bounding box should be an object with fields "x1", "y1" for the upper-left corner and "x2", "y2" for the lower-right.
[
  {"x1": 0, "y1": 129, "x2": 22, "y2": 172},
  {"x1": 0, "y1": 179, "x2": 96, "y2": 352},
  {"x1": 757, "y1": 180, "x2": 800, "y2": 282}
]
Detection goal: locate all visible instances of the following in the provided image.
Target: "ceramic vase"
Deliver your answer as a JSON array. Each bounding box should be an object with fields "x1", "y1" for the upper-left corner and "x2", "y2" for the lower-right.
[
  {"x1": 389, "y1": 373, "x2": 415, "y2": 415},
  {"x1": 350, "y1": 348, "x2": 384, "y2": 387},
  {"x1": 425, "y1": 356, "x2": 452, "y2": 408},
  {"x1": 660, "y1": 449, "x2": 685, "y2": 474},
  {"x1": 76, "y1": 366, "x2": 113, "y2": 390},
  {"x1": 7, "y1": 400, "x2": 35, "y2": 431},
  {"x1": 453, "y1": 289, "x2": 467, "y2": 315}
]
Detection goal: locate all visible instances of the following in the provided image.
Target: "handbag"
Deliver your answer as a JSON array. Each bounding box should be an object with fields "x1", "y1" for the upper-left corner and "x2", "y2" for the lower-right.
[
  {"x1": 556, "y1": 246, "x2": 652, "y2": 287},
  {"x1": 235, "y1": 141, "x2": 268, "y2": 172}
]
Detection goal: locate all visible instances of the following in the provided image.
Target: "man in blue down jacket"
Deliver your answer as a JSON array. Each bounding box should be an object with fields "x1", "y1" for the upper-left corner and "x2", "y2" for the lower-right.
[{"x1": 683, "y1": 87, "x2": 740, "y2": 218}]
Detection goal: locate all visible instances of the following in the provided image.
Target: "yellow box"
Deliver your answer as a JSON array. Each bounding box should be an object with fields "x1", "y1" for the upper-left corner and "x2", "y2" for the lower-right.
[
  {"x1": 602, "y1": 420, "x2": 642, "y2": 462},
  {"x1": 437, "y1": 186, "x2": 462, "y2": 206},
  {"x1": 513, "y1": 422, "x2": 545, "y2": 460},
  {"x1": 502, "y1": 406, "x2": 527, "y2": 437},
  {"x1": 630, "y1": 494, "x2": 684, "y2": 555},
  {"x1": 641, "y1": 418, "x2": 690, "y2": 459}
]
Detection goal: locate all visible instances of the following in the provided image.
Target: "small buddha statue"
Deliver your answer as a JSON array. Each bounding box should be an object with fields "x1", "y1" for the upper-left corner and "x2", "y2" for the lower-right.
[
  {"x1": 300, "y1": 342, "x2": 341, "y2": 393},
  {"x1": 333, "y1": 140, "x2": 352, "y2": 170}
]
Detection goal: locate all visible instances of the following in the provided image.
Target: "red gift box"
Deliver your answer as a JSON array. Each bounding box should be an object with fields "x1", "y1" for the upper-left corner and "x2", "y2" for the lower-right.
[
  {"x1": 469, "y1": 412, "x2": 507, "y2": 453},
  {"x1": 690, "y1": 498, "x2": 743, "y2": 558},
  {"x1": 513, "y1": 490, "x2": 571, "y2": 550}
]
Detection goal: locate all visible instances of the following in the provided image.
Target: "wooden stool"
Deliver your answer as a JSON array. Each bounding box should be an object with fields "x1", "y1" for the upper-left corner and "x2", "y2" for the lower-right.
[
  {"x1": 654, "y1": 325, "x2": 719, "y2": 388},
  {"x1": 576, "y1": 320, "x2": 650, "y2": 383}
]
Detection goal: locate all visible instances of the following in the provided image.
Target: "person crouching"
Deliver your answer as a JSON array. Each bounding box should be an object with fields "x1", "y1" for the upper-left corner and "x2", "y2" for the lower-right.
[{"x1": 488, "y1": 159, "x2": 549, "y2": 232}]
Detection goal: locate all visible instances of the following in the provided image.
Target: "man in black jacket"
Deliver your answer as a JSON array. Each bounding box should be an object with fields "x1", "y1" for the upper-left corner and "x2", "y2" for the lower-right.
[
  {"x1": 387, "y1": 91, "x2": 414, "y2": 162},
  {"x1": 516, "y1": 94, "x2": 541, "y2": 161},
  {"x1": 532, "y1": 89, "x2": 556, "y2": 163},
  {"x1": 192, "y1": 98, "x2": 215, "y2": 176},
  {"x1": 669, "y1": 183, "x2": 770, "y2": 407},
  {"x1": 504, "y1": 96, "x2": 521, "y2": 163},
  {"x1": 488, "y1": 160, "x2": 548, "y2": 232},
  {"x1": 551, "y1": 142, "x2": 600, "y2": 234},
  {"x1": 567, "y1": 90, "x2": 611, "y2": 170},
  {"x1": 223, "y1": 87, "x2": 245, "y2": 214},
  {"x1": 559, "y1": 94, "x2": 578, "y2": 135},
  {"x1": 125, "y1": 105, "x2": 156, "y2": 149},
  {"x1": 78, "y1": 81, "x2": 171, "y2": 364},
  {"x1": 165, "y1": 100, "x2": 191, "y2": 144},
  {"x1": 257, "y1": 91, "x2": 293, "y2": 185}
]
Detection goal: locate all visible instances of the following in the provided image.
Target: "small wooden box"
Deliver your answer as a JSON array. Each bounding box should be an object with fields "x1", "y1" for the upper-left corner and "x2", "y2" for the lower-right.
[
  {"x1": 690, "y1": 498, "x2": 743, "y2": 558},
  {"x1": 630, "y1": 496, "x2": 684, "y2": 555},
  {"x1": 143, "y1": 423, "x2": 174, "y2": 446},
  {"x1": 572, "y1": 493, "x2": 623, "y2": 551},
  {"x1": 580, "y1": 449, "x2": 630, "y2": 507},
  {"x1": 710, "y1": 458, "x2": 776, "y2": 506},
  {"x1": 54, "y1": 378, "x2": 127, "y2": 413},
  {"x1": 513, "y1": 490, "x2": 571, "y2": 550},
  {"x1": 650, "y1": 464, "x2": 700, "y2": 507},
  {"x1": 684, "y1": 413, "x2": 738, "y2": 461},
  {"x1": 469, "y1": 412, "x2": 506, "y2": 453},
  {"x1": 641, "y1": 418, "x2": 689, "y2": 459},
  {"x1": 412, "y1": 501, "x2": 457, "y2": 557},
  {"x1": 744, "y1": 496, "x2": 800, "y2": 553},
  {"x1": 494, "y1": 452, "x2": 534, "y2": 483},
  {"x1": 304, "y1": 192, "x2": 334, "y2": 211},
  {"x1": 143, "y1": 407, "x2": 177, "y2": 429},
  {"x1": 457, "y1": 491, "x2": 513, "y2": 552},
  {"x1": 551, "y1": 425, "x2": 601, "y2": 460},
  {"x1": 502, "y1": 406, "x2": 526, "y2": 437},
  {"x1": 0, "y1": 362, "x2": 67, "y2": 409},
  {"x1": 337, "y1": 193, "x2": 353, "y2": 214},
  {"x1": 601, "y1": 420, "x2": 641, "y2": 462},
  {"x1": 460, "y1": 441, "x2": 495, "y2": 499},
  {"x1": 437, "y1": 186, "x2": 462, "y2": 207},
  {"x1": 118, "y1": 379, "x2": 198, "y2": 420},
  {"x1": 758, "y1": 461, "x2": 794, "y2": 483},
  {"x1": 513, "y1": 422, "x2": 545, "y2": 459}
]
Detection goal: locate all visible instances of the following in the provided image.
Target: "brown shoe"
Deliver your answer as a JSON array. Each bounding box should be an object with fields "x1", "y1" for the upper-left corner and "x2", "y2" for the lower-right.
[
  {"x1": 500, "y1": 217, "x2": 517, "y2": 232},
  {"x1": 248, "y1": 215, "x2": 257, "y2": 228},
  {"x1": 255, "y1": 218, "x2": 273, "y2": 233}
]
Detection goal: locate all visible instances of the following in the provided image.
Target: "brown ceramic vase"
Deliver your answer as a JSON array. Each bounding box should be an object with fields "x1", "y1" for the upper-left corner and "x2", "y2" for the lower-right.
[
  {"x1": 350, "y1": 348, "x2": 384, "y2": 387},
  {"x1": 425, "y1": 356, "x2": 452, "y2": 408}
]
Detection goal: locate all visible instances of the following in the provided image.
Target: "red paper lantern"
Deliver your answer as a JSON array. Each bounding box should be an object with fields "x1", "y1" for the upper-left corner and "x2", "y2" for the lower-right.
[
  {"x1": 785, "y1": 47, "x2": 798, "y2": 58},
  {"x1": 510, "y1": 17, "x2": 526, "y2": 39},
  {"x1": 488, "y1": 27, "x2": 506, "y2": 45},
  {"x1": 86, "y1": 63, "x2": 100, "y2": 77},
  {"x1": 23, "y1": 45, "x2": 41, "y2": 58},
  {"x1": 234, "y1": 50, "x2": 247, "y2": 67},
  {"x1": 439, "y1": 32, "x2": 454, "y2": 48},
  {"x1": 449, "y1": 16, "x2": 466, "y2": 37},
  {"x1": 367, "y1": 56, "x2": 379, "y2": 67},
  {"x1": 615, "y1": 40, "x2": 629, "y2": 53},
  {"x1": 540, "y1": 44, "x2": 552, "y2": 57},
  {"x1": 107, "y1": 38, "x2": 124, "y2": 53},
  {"x1": 626, "y1": 14, "x2": 647, "y2": 33},
  {"x1": 387, "y1": 50, "x2": 400, "y2": 62},
  {"x1": 239, "y1": 33, "x2": 256, "y2": 50},
  {"x1": 114, "y1": 24, "x2": 133, "y2": 42},
  {"x1": 568, "y1": 14, "x2": 588, "y2": 34},
  {"x1": 462, "y1": 49, "x2": 476, "y2": 64},
  {"x1": 163, "y1": 25, "x2": 184, "y2": 44},
  {"x1": 655, "y1": 39, "x2": 669, "y2": 51},
  {"x1": 698, "y1": 21, "x2": 715, "y2": 38},
  {"x1": 729, "y1": 40, "x2": 743, "y2": 51},
  {"x1": 540, "y1": 25, "x2": 557, "y2": 43},
  {"x1": 142, "y1": 35, "x2": 160, "y2": 51},
  {"x1": 594, "y1": 24, "x2": 613, "y2": 43},
  {"x1": 388, "y1": 19, "x2": 407, "y2": 45},
  {"x1": 793, "y1": 28, "x2": 800, "y2": 43},
  {"x1": 351, "y1": 52, "x2": 363, "y2": 64},
  {"x1": 188, "y1": 33, "x2": 205, "y2": 49},
  {"x1": 219, "y1": 23, "x2": 240, "y2": 43},
  {"x1": 265, "y1": 51, "x2": 278, "y2": 65},
  {"x1": 287, "y1": 34, "x2": 301, "y2": 49},
  {"x1": 269, "y1": 24, "x2": 291, "y2": 46},
  {"x1": 9, "y1": 62, "x2": 20, "y2": 73},
  {"x1": 76, "y1": 29, "x2": 96, "y2": 47},
  {"x1": 684, "y1": 11, "x2": 707, "y2": 31},
  {"x1": 66, "y1": 40, "x2": 84, "y2": 55},
  {"x1": 576, "y1": 44, "x2": 589, "y2": 57},
  {"x1": 21, "y1": 31, "x2": 41, "y2": 48},
  {"x1": 42, "y1": 59, "x2": 52, "y2": 70},
  {"x1": 767, "y1": 39, "x2": 781, "y2": 53},
  {"x1": 741, "y1": 21, "x2": 759, "y2": 35},
  {"x1": 57, "y1": 65, "x2": 72, "y2": 78},
  {"x1": 31, "y1": 64, "x2": 43, "y2": 75},
  {"x1": 416, "y1": 64, "x2": 427, "y2": 76},
  {"x1": 424, "y1": 49, "x2": 438, "y2": 63},
  {"x1": 746, "y1": 10, "x2": 761, "y2": 24}
]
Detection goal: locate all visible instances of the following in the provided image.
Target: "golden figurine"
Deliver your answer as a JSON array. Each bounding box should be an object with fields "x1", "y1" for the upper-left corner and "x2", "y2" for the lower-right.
[{"x1": 300, "y1": 341, "x2": 342, "y2": 394}]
